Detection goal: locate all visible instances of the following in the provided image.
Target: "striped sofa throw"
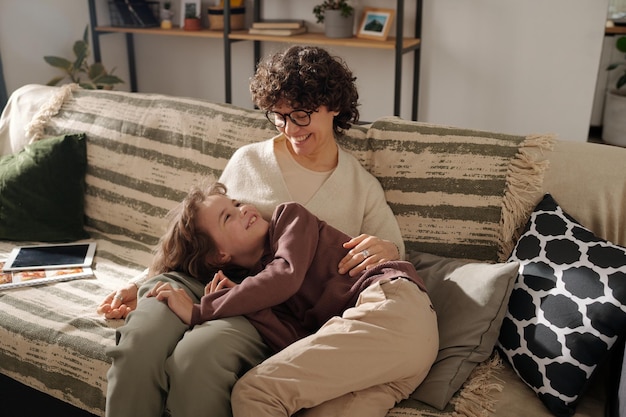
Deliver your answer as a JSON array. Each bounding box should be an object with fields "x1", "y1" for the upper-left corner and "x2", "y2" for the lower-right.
[
  {"x1": 38, "y1": 87, "x2": 279, "y2": 257},
  {"x1": 0, "y1": 86, "x2": 368, "y2": 415},
  {"x1": 362, "y1": 117, "x2": 554, "y2": 262},
  {"x1": 0, "y1": 85, "x2": 553, "y2": 417},
  {"x1": 0, "y1": 86, "x2": 282, "y2": 415}
]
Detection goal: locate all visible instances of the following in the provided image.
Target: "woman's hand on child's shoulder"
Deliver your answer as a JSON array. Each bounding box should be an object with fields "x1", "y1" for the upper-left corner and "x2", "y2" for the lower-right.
[{"x1": 338, "y1": 234, "x2": 400, "y2": 277}]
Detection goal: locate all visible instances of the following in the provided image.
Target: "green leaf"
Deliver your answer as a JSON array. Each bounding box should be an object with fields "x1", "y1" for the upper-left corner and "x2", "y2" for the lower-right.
[
  {"x1": 82, "y1": 25, "x2": 89, "y2": 44},
  {"x1": 88, "y1": 62, "x2": 106, "y2": 80},
  {"x1": 618, "y1": 74, "x2": 626, "y2": 90},
  {"x1": 44, "y1": 56, "x2": 72, "y2": 70},
  {"x1": 73, "y1": 40, "x2": 89, "y2": 69},
  {"x1": 97, "y1": 74, "x2": 125, "y2": 85},
  {"x1": 616, "y1": 36, "x2": 626, "y2": 54}
]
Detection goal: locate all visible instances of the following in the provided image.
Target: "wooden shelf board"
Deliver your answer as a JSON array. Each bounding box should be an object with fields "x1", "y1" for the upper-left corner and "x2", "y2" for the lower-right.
[
  {"x1": 95, "y1": 26, "x2": 242, "y2": 38},
  {"x1": 230, "y1": 31, "x2": 420, "y2": 50},
  {"x1": 606, "y1": 24, "x2": 626, "y2": 35},
  {"x1": 95, "y1": 26, "x2": 420, "y2": 50}
]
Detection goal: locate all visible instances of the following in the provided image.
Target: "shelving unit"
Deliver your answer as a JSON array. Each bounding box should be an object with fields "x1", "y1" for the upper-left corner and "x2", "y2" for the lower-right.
[
  {"x1": 87, "y1": 0, "x2": 423, "y2": 120},
  {"x1": 606, "y1": 22, "x2": 626, "y2": 35}
]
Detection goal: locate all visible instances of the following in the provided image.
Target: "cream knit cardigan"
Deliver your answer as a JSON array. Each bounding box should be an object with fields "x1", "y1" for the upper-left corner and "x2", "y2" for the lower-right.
[{"x1": 220, "y1": 134, "x2": 405, "y2": 258}]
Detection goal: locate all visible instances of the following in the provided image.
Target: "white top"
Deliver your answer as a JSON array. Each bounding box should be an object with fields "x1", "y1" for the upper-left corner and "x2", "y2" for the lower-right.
[{"x1": 220, "y1": 134, "x2": 404, "y2": 254}]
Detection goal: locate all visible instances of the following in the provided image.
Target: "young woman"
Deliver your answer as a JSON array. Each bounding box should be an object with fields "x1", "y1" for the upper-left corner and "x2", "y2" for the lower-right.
[
  {"x1": 148, "y1": 182, "x2": 438, "y2": 417},
  {"x1": 100, "y1": 46, "x2": 406, "y2": 417}
]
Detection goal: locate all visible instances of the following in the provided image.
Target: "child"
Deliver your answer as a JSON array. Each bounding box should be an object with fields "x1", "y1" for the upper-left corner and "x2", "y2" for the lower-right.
[{"x1": 147, "y1": 182, "x2": 438, "y2": 417}]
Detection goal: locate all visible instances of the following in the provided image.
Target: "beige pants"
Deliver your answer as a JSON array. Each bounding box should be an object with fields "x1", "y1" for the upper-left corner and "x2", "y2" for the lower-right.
[{"x1": 232, "y1": 278, "x2": 439, "y2": 417}]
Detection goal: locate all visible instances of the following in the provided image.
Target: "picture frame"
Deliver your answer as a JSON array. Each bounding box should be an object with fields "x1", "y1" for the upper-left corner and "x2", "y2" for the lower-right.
[
  {"x1": 180, "y1": 0, "x2": 201, "y2": 28},
  {"x1": 357, "y1": 8, "x2": 395, "y2": 41}
]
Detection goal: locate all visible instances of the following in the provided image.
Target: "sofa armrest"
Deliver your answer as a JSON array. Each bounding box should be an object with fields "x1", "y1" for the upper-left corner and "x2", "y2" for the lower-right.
[{"x1": 0, "y1": 84, "x2": 63, "y2": 156}]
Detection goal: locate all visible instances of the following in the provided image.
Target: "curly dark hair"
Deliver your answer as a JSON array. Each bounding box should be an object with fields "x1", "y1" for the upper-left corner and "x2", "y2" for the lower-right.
[{"x1": 250, "y1": 45, "x2": 360, "y2": 135}]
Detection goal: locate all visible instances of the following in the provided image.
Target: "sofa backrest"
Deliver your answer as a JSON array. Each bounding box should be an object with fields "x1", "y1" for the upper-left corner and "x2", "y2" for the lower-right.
[
  {"x1": 34, "y1": 87, "x2": 371, "y2": 267},
  {"x1": 27, "y1": 85, "x2": 611, "y2": 266},
  {"x1": 40, "y1": 88, "x2": 276, "y2": 252},
  {"x1": 366, "y1": 117, "x2": 559, "y2": 262}
]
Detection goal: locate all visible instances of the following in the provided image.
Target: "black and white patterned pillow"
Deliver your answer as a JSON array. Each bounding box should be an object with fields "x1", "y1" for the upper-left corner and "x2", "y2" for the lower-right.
[{"x1": 497, "y1": 193, "x2": 626, "y2": 417}]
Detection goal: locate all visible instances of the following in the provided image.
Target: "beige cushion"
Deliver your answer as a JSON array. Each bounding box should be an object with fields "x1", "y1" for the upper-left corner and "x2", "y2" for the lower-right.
[
  {"x1": 408, "y1": 251, "x2": 519, "y2": 409},
  {"x1": 541, "y1": 140, "x2": 626, "y2": 248}
]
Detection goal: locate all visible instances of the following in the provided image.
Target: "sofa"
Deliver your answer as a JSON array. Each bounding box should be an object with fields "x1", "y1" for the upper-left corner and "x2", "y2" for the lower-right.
[{"x1": 0, "y1": 83, "x2": 624, "y2": 417}]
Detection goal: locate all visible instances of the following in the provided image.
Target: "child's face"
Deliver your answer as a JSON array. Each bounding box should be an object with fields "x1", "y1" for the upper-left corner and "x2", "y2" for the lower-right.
[{"x1": 196, "y1": 194, "x2": 269, "y2": 266}]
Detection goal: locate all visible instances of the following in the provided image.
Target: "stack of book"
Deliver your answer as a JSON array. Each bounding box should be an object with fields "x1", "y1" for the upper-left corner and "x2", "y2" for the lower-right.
[{"x1": 248, "y1": 20, "x2": 307, "y2": 36}]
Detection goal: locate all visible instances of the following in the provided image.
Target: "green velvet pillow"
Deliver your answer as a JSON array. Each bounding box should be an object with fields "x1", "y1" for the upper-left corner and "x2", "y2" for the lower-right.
[{"x1": 0, "y1": 134, "x2": 89, "y2": 242}]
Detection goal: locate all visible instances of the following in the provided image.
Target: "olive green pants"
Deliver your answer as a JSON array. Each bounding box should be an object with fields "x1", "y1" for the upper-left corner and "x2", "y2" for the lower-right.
[{"x1": 105, "y1": 272, "x2": 270, "y2": 417}]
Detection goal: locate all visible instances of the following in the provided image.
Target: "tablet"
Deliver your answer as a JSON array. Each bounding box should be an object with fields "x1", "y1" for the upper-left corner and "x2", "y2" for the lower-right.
[{"x1": 2, "y1": 242, "x2": 96, "y2": 272}]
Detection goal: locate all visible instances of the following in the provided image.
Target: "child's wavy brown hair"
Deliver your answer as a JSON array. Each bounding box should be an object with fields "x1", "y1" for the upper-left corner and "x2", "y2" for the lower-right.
[
  {"x1": 250, "y1": 45, "x2": 360, "y2": 136},
  {"x1": 149, "y1": 182, "x2": 227, "y2": 284}
]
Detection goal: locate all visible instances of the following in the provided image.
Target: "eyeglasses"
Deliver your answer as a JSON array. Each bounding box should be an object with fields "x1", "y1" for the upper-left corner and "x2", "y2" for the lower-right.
[{"x1": 265, "y1": 109, "x2": 316, "y2": 128}]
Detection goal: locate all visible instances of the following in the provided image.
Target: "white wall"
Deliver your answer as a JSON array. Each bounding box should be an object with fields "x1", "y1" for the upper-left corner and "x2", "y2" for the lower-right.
[
  {"x1": 0, "y1": 0, "x2": 609, "y2": 142},
  {"x1": 1, "y1": 1, "x2": 91, "y2": 91},
  {"x1": 419, "y1": 0, "x2": 608, "y2": 142}
]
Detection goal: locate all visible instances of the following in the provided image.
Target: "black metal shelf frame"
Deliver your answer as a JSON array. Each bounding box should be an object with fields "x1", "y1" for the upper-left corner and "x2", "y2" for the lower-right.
[{"x1": 87, "y1": 0, "x2": 422, "y2": 120}]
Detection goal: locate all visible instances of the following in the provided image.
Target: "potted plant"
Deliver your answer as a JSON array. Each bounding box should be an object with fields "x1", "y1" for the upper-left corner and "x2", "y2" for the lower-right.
[
  {"x1": 183, "y1": 3, "x2": 202, "y2": 31},
  {"x1": 160, "y1": 1, "x2": 174, "y2": 29},
  {"x1": 44, "y1": 26, "x2": 124, "y2": 90},
  {"x1": 313, "y1": 0, "x2": 354, "y2": 38},
  {"x1": 603, "y1": 35, "x2": 626, "y2": 147}
]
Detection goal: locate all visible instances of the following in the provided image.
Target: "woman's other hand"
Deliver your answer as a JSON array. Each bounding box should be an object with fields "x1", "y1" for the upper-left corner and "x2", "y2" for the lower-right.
[
  {"x1": 338, "y1": 234, "x2": 400, "y2": 277},
  {"x1": 96, "y1": 283, "x2": 139, "y2": 319}
]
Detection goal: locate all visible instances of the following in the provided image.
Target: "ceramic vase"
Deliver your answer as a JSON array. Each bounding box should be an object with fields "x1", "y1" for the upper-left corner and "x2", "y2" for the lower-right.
[
  {"x1": 184, "y1": 18, "x2": 202, "y2": 31},
  {"x1": 324, "y1": 9, "x2": 354, "y2": 38}
]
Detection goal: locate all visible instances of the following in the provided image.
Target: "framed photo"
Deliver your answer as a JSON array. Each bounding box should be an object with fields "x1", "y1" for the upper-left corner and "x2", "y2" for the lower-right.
[
  {"x1": 357, "y1": 8, "x2": 395, "y2": 41},
  {"x1": 180, "y1": 0, "x2": 201, "y2": 27}
]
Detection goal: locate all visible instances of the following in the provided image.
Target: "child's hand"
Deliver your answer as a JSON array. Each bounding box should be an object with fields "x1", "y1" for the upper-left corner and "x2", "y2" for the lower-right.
[
  {"x1": 205, "y1": 270, "x2": 236, "y2": 295},
  {"x1": 147, "y1": 281, "x2": 194, "y2": 325}
]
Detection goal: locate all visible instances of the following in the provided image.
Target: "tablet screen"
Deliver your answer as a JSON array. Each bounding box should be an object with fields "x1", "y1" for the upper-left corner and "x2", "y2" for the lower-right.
[{"x1": 3, "y1": 242, "x2": 96, "y2": 271}]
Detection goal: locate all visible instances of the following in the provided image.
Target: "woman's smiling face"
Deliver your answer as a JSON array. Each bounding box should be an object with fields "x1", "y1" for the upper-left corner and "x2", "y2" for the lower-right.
[{"x1": 271, "y1": 103, "x2": 337, "y2": 158}]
